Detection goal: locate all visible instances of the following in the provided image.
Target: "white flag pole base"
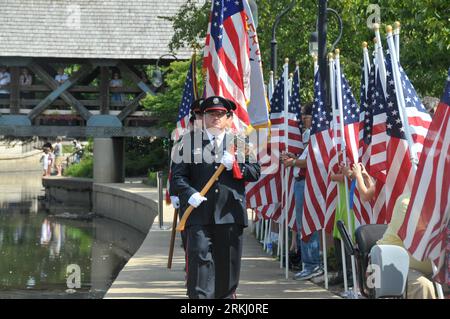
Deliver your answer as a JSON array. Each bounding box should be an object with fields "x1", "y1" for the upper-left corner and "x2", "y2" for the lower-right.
[
  {"x1": 322, "y1": 229, "x2": 328, "y2": 290},
  {"x1": 432, "y1": 264, "x2": 445, "y2": 299}
]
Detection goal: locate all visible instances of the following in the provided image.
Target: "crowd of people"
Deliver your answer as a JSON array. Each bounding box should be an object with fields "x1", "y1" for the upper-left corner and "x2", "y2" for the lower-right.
[
  {"x1": 39, "y1": 138, "x2": 83, "y2": 177},
  {"x1": 277, "y1": 97, "x2": 447, "y2": 299},
  {"x1": 167, "y1": 91, "x2": 449, "y2": 299},
  {"x1": 0, "y1": 65, "x2": 137, "y2": 104}
]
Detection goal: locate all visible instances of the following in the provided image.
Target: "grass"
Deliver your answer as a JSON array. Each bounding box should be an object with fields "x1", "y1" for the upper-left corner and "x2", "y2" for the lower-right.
[{"x1": 63, "y1": 156, "x2": 93, "y2": 178}]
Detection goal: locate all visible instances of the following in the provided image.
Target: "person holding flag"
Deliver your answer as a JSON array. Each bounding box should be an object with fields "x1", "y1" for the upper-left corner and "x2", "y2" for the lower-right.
[{"x1": 171, "y1": 96, "x2": 260, "y2": 299}]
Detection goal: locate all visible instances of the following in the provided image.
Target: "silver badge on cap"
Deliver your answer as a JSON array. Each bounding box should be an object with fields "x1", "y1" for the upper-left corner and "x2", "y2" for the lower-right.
[{"x1": 213, "y1": 97, "x2": 219, "y2": 104}]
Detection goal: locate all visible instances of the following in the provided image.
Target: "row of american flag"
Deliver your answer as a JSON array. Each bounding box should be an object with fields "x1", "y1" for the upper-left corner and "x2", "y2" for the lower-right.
[{"x1": 170, "y1": 1, "x2": 449, "y2": 285}]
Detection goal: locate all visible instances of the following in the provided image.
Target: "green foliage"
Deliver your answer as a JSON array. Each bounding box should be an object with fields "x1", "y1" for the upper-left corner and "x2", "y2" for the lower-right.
[
  {"x1": 125, "y1": 137, "x2": 169, "y2": 177},
  {"x1": 63, "y1": 156, "x2": 93, "y2": 178},
  {"x1": 161, "y1": 0, "x2": 211, "y2": 52},
  {"x1": 141, "y1": 56, "x2": 204, "y2": 133},
  {"x1": 62, "y1": 144, "x2": 74, "y2": 154},
  {"x1": 64, "y1": 137, "x2": 170, "y2": 178},
  {"x1": 164, "y1": 0, "x2": 449, "y2": 102}
]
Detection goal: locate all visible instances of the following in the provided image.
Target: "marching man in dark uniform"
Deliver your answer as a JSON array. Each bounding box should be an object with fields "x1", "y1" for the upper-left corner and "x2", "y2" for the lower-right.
[{"x1": 171, "y1": 96, "x2": 260, "y2": 299}]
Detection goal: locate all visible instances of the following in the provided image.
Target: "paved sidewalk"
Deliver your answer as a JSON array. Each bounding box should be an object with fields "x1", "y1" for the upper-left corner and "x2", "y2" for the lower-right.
[{"x1": 105, "y1": 205, "x2": 339, "y2": 299}]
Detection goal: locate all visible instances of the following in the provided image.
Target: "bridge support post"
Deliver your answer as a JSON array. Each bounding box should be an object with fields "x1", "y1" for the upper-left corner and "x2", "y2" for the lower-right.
[{"x1": 93, "y1": 138, "x2": 125, "y2": 183}]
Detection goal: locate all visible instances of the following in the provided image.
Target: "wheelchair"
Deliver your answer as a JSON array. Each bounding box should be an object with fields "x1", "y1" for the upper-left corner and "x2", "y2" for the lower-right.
[{"x1": 336, "y1": 220, "x2": 410, "y2": 298}]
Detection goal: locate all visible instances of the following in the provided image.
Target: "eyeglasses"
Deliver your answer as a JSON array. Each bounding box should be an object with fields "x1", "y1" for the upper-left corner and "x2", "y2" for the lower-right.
[{"x1": 205, "y1": 110, "x2": 228, "y2": 118}]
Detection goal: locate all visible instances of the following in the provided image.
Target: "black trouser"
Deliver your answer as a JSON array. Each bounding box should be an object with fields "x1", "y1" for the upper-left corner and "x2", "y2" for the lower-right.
[
  {"x1": 186, "y1": 224, "x2": 243, "y2": 299},
  {"x1": 178, "y1": 210, "x2": 187, "y2": 252}
]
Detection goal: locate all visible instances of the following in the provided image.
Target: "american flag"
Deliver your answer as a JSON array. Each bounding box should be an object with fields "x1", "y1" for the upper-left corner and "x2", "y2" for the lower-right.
[
  {"x1": 246, "y1": 66, "x2": 302, "y2": 228},
  {"x1": 358, "y1": 62, "x2": 370, "y2": 162},
  {"x1": 245, "y1": 75, "x2": 285, "y2": 221},
  {"x1": 337, "y1": 70, "x2": 374, "y2": 227},
  {"x1": 173, "y1": 58, "x2": 198, "y2": 141},
  {"x1": 324, "y1": 61, "x2": 339, "y2": 233},
  {"x1": 339, "y1": 73, "x2": 360, "y2": 165},
  {"x1": 302, "y1": 72, "x2": 334, "y2": 237},
  {"x1": 360, "y1": 67, "x2": 388, "y2": 224},
  {"x1": 167, "y1": 57, "x2": 198, "y2": 204},
  {"x1": 284, "y1": 66, "x2": 303, "y2": 228},
  {"x1": 203, "y1": 0, "x2": 251, "y2": 130},
  {"x1": 384, "y1": 55, "x2": 432, "y2": 222},
  {"x1": 398, "y1": 68, "x2": 450, "y2": 284},
  {"x1": 365, "y1": 70, "x2": 388, "y2": 181}
]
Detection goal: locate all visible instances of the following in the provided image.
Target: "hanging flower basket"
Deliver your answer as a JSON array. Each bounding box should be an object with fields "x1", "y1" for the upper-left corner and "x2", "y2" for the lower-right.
[{"x1": 39, "y1": 114, "x2": 84, "y2": 126}]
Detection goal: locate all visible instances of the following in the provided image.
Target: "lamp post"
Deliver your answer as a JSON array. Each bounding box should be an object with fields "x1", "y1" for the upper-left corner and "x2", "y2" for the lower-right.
[
  {"x1": 317, "y1": 0, "x2": 328, "y2": 107},
  {"x1": 271, "y1": 0, "x2": 296, "y2": 75},
  {"x1": 151, "y1": 54, "x2": 178, "y2": 88},
  {"x1": 313, "y1": 0, "x2": 343, "y2": 112}
]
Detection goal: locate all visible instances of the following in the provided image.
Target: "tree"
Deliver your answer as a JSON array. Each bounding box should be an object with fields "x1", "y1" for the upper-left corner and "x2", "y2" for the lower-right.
[{"x1": 141, "y1": 57, "x2": 204, "y2": 133}]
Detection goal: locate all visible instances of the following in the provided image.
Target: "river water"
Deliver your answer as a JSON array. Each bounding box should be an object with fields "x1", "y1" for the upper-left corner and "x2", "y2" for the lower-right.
[{"x1": 0, "y1": 172, "x2": 146, "y2": 299}]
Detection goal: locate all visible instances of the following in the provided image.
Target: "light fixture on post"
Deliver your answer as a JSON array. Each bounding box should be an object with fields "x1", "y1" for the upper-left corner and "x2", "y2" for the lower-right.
[
  {"x1": 271, "y1": 0, "x2": 296, "y2": 75},
  {"x1": 326, "y1": 8, "x2": 343, "y2": 53},
  {"x1": 309, "y1": 31, "x2": 319, "y2": 57},
  {"x1": 151, "y1": 54, "x2": 178, "y2": 88},
  {"x1": 315, "y1": 0, "x2": 343, "y2": 112}
]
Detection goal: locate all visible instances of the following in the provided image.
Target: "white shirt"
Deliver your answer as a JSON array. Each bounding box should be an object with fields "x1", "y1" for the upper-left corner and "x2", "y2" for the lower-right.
[
  {"x1": 110, "y1": 79, "x2": 123, "y2": 87},
  {"x1": 302, "y1": 128, "x2": 311, "y2": 145},
  {"x1": 205, "y1": 129, "x2": 225, "y2": 148},
  {"x1": 0, "y1": 71, "x2": 11, "y2": 94},
  {"x1": 55, "y1": 74, "x2": 68, "y2": 83}
]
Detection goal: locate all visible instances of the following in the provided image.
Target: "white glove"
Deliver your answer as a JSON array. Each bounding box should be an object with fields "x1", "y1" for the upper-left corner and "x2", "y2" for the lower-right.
[
  {"x1": 170, "y1": 196, "x2": 180, "y2": 209},
  {"x1": 188, "y1": 192, "x2": 207, "y2": 208},
  {"x1": 221, "y1": 151, "x2": 235, "y2": 171}
]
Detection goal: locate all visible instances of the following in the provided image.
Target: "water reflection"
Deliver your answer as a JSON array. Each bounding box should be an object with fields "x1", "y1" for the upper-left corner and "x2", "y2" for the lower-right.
[{"x1": 0, "y1": 172, "x2": 146, "y2": 299}]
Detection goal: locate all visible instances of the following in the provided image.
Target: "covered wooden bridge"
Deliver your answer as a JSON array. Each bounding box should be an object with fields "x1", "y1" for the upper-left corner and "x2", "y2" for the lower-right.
[
  {"x1": 0, "y1": 0, "x2": 190, "y2": 138},
  {"x1": 0, "y1": 0, "x2": 190, "y2": 183}
]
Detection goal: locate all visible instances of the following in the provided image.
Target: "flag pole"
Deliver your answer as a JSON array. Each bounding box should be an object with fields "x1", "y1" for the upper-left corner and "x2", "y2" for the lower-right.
[
  {"x1": 329, "y1": 52, "x2": 348, "y2": 292},
  {"x1": 373, "y1": 23, "x2": 387, "y2": 97},
  {"x1": 335, "y1": 49, "x2": 359, "y2": 298},
  {"x1": 432, "y1": 264, "x2": 445, "y2": 299},
  {"x1": 322, "y1": 52, "x2": 340, "y2": 291},
  {"x1": 267, "y1": 219, "x2": 272, "y2": 253},
  {"x1": 372, "y1": 37, "x2": 379, "y2": 84},
  {"x1": 264, "y1": 216, "x2": 270, "y2": 250},
  {"x1": 362, "y1": 42, "x2": 371, "y2": 97},
  {"x1": 268, "y1": 70, "x2": 274, "y2": 249},
  {"x1": 385, "y1": 25, "x2": 419, "y2": 168},
  {"x1": 289, "y1": 72, "x2": 294, "y2": 96},
  {"x1": 283, "y1": 58, "x2": 290, "y2": 279},
  {"x1": 269, "y1": 71, "x2": 275, "y2": 101},
  {"x1": 393, "y1": 21, "x2": 401, "y2": 63},
  {"x1": 279, "y1": 219, "x2": 284, "y2": 268}
]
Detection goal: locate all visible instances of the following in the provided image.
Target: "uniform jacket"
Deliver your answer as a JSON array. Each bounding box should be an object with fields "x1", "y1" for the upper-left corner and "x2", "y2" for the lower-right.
[{"x1": 171, "y1": 130, "x2": 260, "y2": 227}]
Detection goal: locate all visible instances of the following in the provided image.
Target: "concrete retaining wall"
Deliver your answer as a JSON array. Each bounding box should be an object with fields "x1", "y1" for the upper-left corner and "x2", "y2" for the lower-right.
[
  {"x1": 42, "y1": 177, "x2": 93, "y2": 211},
  {"x1": 93, "y1": 183, "x2": 159, "y2": 234},
  {"x1": 42, "y1": 178, "x2": 158, "y2": 234}
]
